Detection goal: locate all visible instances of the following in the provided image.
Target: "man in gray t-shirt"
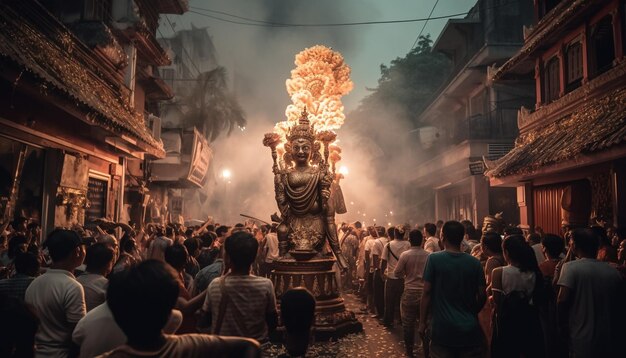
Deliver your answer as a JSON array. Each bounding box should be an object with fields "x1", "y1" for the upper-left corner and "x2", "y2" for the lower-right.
[{"x1": 557, "y1": 229, "x2": 622, "y2": 357}]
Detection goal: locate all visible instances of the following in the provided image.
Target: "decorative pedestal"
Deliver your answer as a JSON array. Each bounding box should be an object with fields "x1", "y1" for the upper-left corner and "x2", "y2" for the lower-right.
[{"x1": 270, "y1": 256, "x2": 363, "y2": 341}]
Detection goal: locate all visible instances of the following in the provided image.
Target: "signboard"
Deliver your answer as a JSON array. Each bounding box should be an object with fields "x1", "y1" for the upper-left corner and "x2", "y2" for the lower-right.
[{"x1": 187, "y1": 129, "x2": 211, "y2": 187}]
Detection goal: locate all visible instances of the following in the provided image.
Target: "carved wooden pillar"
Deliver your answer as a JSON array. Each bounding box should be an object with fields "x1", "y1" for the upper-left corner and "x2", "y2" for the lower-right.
[
  {"x1": 557, "y1": 46, "x2": 566, "y2": 97},
  {"x1": 611, "y1": 8, "x2": 624, "y2": 61},
  {"x1": 534, "y1": 58, "x2": 543, "y2": 109},
  {"x1": 581, "y1": 25, "x2": 589, "y2": 83},
  {"x1": 517, "y1": 182, "x2": 534, "y2": 231}
]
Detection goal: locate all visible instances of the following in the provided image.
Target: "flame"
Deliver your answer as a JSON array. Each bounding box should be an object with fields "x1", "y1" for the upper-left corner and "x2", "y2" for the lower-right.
[{"x1": 274, "y1": 46, "x2": 353, "y2": 166}]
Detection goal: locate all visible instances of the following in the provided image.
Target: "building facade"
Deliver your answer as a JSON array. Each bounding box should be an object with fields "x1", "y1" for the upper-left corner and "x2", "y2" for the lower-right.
[
  {"x1": 407, "y1": 0, "x2": 534, "y2": 226},
  {"x1": 487, "y1": 0, "x2": 626, "y2": 233},
  {"x1": 0, "y1": 0, "x2": 188, "y2": 233}
]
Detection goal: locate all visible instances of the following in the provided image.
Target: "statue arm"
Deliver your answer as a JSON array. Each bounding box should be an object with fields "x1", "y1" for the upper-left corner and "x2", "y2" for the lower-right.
[{"x1": 274, "y1": 174, "x2": 289, "y2": 217}]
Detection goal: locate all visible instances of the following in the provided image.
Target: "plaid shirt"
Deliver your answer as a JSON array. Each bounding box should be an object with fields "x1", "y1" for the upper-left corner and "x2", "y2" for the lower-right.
[{"x1": 0, "y1": 274, "x2": 35, "y2": 301}]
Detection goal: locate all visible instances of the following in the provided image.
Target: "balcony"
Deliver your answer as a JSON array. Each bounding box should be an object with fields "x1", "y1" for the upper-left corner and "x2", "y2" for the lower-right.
[{"x1": 453, "y1": 111, "x2": 518, "y2": 144}]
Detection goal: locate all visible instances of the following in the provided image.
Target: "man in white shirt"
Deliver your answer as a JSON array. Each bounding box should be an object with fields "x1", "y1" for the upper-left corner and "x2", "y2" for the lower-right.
[
  {"x1": 147, "y1": 227, "x2": 173, "y2": 262},
  {"x1": 381, "y1": 226, "x2": 411, "y2": 328},
  {"x1": 73, "y1": 302, "x2": 183, "y2": 358},
  {"x1": 394, "y1": 229, "x2": 430, "y2": 357},
  {"x1": 77, "y1": 243, "x2": 114, "y2": 311},
  {"x1": 264, "y1": 226, "x2": 279, "y2": 271},
  {"x1": 423, "y1": 223, "x2": 441, "y2": 253},
  {"x1": 25, "y1": 229, "x2": 87, "y2": 358},
  {"x1": 371, "y1": 226, "x2": 389, "y2": 319},
  {"x1": 361, "y1": 227, "x2": 377, "y2": 314}
]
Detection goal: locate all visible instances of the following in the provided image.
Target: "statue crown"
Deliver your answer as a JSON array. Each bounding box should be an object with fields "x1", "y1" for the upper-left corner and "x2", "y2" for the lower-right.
[{"x1": 286, "y1": 107, "x2": 316, "y2": 143}]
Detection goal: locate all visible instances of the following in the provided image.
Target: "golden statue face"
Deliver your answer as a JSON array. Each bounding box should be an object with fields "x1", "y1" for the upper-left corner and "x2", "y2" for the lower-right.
[{"x1": 292, "y1": 138, "x2": 312, "y2": 166}]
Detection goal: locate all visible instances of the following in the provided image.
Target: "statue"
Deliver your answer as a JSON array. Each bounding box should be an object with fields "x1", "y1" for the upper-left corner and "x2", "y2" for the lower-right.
[{"x1": 263, "y1": 108, "x2": 348, "y2": 269}]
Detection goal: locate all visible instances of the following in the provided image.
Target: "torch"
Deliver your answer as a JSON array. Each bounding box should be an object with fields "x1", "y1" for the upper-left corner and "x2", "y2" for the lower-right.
[
  {"x1": 316, "y1": 130, "x2": 337, "y2": 174},
  {"x1": 262, "y1": 133, "x2": 282, "y2": 175}
]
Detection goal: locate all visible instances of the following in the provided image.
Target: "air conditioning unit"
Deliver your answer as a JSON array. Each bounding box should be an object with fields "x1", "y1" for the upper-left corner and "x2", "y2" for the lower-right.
[{"x1": 148, "y1": 114, "x2": 162, "y2": 142}]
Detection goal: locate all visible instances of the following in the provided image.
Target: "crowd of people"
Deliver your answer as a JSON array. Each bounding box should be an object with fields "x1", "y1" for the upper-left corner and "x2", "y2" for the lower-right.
[
  {"x1": 0, "y1": 214, "x2": 625, "y2": 358},
  {"x1": 337, "y1": 219, "x2": 626, "y2": 358}
]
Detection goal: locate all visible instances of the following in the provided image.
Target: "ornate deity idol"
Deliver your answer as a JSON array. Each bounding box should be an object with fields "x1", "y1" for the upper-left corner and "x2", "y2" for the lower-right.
[{"x1": 263, "y1": 109, "x2": 348, "y2": 269}]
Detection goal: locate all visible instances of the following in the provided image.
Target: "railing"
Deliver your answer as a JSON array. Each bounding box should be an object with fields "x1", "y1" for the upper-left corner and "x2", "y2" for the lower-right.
[{"x1": 453, "y1": 111, "x2": 518, "y2": 144}]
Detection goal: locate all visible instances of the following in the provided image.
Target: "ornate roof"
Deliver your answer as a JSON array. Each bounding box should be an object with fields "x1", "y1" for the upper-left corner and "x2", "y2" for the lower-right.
[
  {"x1": 486, "y1": 85, "x2": 626, "y2": 178},
  {"x1": 0, "y1": 2, "x2": 165, "y2": 157}
]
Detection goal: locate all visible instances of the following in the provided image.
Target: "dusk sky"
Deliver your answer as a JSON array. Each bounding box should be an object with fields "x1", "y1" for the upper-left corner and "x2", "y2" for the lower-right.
[{"x1": 159, "y1": 0, "x2": 476, "y2": 117}]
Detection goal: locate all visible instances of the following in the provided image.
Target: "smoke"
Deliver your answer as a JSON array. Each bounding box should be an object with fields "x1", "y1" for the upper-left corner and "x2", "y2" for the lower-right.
[{"x1": 181, "y1": 0, "x2": 425, "y2": 225}]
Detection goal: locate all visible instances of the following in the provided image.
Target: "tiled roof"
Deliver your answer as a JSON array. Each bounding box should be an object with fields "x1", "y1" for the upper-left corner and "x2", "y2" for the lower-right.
[
  {"x1": 486, "y1": 85, "x2": 626, "y2": 178},
  {"x1": 0, "y1": 2, "x2": 165, "y2": 157}
]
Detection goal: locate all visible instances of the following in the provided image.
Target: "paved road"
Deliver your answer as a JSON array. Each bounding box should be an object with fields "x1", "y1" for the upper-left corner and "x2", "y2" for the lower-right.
[{"x1": 264, "y1": 293, "x2": 423, "y2": 357}]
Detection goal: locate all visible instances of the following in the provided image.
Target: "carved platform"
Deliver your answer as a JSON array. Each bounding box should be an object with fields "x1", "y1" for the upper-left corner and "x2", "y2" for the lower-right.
[{"x1": 269, "y1": 257, "x2": 363, "y2": 340}]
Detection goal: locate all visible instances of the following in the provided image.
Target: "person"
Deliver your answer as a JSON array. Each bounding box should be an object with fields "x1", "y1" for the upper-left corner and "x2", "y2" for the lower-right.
[
  {"x1": 423, "y1": 223, "x2": 440, "y2": 253},
  {"x1": 381, "y1": 226, "x2": 410, "y2": 328},
  {"x1": 165, "y1": 244, "x2": 198, "y2": 333},
  {"x1": 99, "y1": 260, "x2": 260, "y2": 357},
  {"x1": 73, "y1": 298, "x2": 183, "y2": 358},
  {"x1": 593, "y1": 226, "x2": 618, "y2": 263},
  {"x1": 557, "y1": 228, "x2": 622, "y2": 357},
  {"x1": 263, "y1": 225, "x2": 279, "y2": 278},
  {"x1": 214, "y1": 226, "x2": 230, "y2": 251},
  {"x1": 192, "y1": 249, "x2": 225, "y2": 296},
  {"x1": 279, "y1": 288, "x2": 316, "y2": 358},
  {"x1": 0, "y1": 252, "x2": 39, "y2": 301},
  {"x1": 0, "y1": 293, "x2": 39, "y2": 357},
  {"x1": 197, "y1": 232, "x2": 219, "y2": 269},
  {"x1": 527, "y1": 233, "x2": 545, "y2": 265},
  {"x1": 77, "y1": 243, "x2": 115, "y2": 312},
  {"x1": 183, "y1": 237, "x2": 201, "y2": 277},
  {"x1": 201, "y1": 231, "x2": 278, "y2": 343},
  {"x1": 418, "y1": 221, "x2": 486, "y2": 358},
  {"x1": 477, "y1": 231, "x2": 505, "y2": 349},
  {"x1": 25, "y1": 229, "x2": 87, "y2": 358},
  {"x1": 371, "y1": 226, "x2": 389, "y2": 319},
  {"x1": 112, "y1": 236, "x2": 139, "y2": 274},
  {"x1": 340, "y1": 226, "x2": 359, "y2": 292},
  {"x1": 394, "y1": 229, "x2": 429, "y2": 357},
  {"x1": 362, "y1": 226, "x2": 377, "y2": 314},
  {"x1": 489, "y1": 235, "x2": 545, "y2": 357},
  {"x1": 538, "y1": 234, "x2": 566, "y2": 357},
  {"x1": 147, "y1": 227, "x2": 172, "y2": 262}
]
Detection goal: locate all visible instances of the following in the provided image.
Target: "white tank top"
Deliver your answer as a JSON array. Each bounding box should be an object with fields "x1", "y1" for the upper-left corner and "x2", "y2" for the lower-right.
[{"x1": 501, "y1": 265, "x2": 535, "y2": 297}]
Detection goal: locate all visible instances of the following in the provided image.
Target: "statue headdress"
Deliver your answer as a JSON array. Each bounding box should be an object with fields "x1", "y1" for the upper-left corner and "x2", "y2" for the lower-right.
[{"x1": 286, "y1": 108, "x2": 316, "y2": 143}]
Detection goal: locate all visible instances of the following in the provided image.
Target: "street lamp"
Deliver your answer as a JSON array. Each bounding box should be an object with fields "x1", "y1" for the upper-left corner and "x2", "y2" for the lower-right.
[
  {"x1": 338, "y1": 165, "x2": 349, "y2": 176},
  {"x1": 222, "y1": 169, "x2": 232, "y2": 180}
]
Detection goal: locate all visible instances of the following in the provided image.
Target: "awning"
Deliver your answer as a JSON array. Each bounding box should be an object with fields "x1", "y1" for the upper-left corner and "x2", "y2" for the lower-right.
[
  {"x1": 0, "y1": 2, "x2": 165, "y2": 157},
  {"x1": 486, "y1": 86, "x2": 626, "y2": 178}
]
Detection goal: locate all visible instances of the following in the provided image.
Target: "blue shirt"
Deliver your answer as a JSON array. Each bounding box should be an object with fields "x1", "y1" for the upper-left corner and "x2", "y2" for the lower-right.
[{"x1": 192, "y1": 259, "x2": 223, "y2": 295}]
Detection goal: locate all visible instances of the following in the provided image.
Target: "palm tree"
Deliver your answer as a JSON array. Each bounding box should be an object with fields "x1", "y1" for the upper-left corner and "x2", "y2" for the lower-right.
[{"x1": 180, "y1": 67, "x2": 246, "y2": 142}]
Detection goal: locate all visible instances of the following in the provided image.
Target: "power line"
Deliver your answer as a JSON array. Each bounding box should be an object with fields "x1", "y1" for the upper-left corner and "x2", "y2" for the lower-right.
[
  {"x1": 162, "y1": 15, "x2": 202, "y2": 77},
  {"x1": 188, "y1": 8, "x2": 470, "y2": 27},
  {"x1": 412, "y1": 0, "x2": 440, "y2": 49}
]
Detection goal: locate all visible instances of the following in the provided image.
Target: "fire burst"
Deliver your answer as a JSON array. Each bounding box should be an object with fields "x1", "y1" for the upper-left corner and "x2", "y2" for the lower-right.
[{"x1": 274, "y1": 45, "x2": 353, "y2": 167}]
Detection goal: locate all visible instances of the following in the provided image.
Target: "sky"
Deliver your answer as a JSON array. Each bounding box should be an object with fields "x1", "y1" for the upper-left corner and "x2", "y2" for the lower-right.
[{"x1": 158, "y1": 0, "x2": 477, "y2": 223}]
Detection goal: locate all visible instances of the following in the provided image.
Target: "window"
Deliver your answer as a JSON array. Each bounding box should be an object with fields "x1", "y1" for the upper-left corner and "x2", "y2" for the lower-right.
[
  {"x1": 590, "y1": 16, "x2": 615, "y2": 76},
  {"x1": 544, "y1": 56, "x2": 560, "y2": 103},
  {"x1": 566, "y1": 42, "x2": 583, "y2": 91}
]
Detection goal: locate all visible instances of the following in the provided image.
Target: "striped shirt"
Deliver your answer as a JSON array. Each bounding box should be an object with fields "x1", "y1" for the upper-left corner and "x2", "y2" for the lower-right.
[{"x1": 202, "y1": 275, "x2": 276, "y2": 341}]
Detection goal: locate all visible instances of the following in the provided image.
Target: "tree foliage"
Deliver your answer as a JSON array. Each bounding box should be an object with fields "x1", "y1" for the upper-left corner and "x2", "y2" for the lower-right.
[
  {"x1": 180, "y1": 67, "x2": 246, "y2": 142},
  {"x1": 351, "y1": 35, "x2": 450, "y2": 126}
]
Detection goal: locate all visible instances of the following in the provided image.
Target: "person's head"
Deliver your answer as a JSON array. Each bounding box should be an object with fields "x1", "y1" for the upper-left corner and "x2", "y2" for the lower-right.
[
  {"x1": 216, "y1": 225, "x2": 229, "y2": 238},
  {"x1": 481, "y1": 232, "x2": 503, "y2": 256},
  {"x1": 224, "y1": 231, "x2": 258, "y2": 272},
  {"x1": 393, "y1": 226, "x2": 406, "y2": 241},
  {"x1": 502, "y1": 234, "x2": 538, "y2": 272},
  {"x1": 376, "y1": 226, "x2": 386, "y2": 237},
  {"x1": 408, "y1": 229, "x2": 423, "y2": 247},
  {"x1": 11, "y1": 217, "x2": 28, "y2": 233},
  {"x1": 14, "y1": 252, "x2": 40, "y2": 277},
  {"x1": 504, "y1": 226, "x2": 523, "y2": 236},
  {"x1": 387, "y1": 227, "x2": 395, "y2": 240},
  {"x1": 120, "y1": 236, "x2": 137, "y2": 254},
  {"x1": 460, "y1": 220, "x2": 475, "y2": 239},
  {"x1": 590, "y1": 226, "x2": 610, "y2": 247},
  {"x1": 527, "y1": 233, "x2": 541, "y2": 245},
  {"x1": 354, "y1": 221, "x2": 362, "y2": 230},
  {"x1": 183, "y1": 237, "x2": 200, "y2": 257},
  {"x1": 199, "y1": 232, "x2": 215, "y2": 248},
  {"x1": 8, "y1": 235, "x2": 29, "y2": 259},
  {"x1": 442, "y1": 221, "x2": 465, "y2": 248},
  {"x1": 424, "y1": 223, "x2": 437, "y2": 237},
  {"x1": 165, "y1": 226, "x2": 174, "y2": 238},
  {"x1": 571, "y1": 228, "x2": 600, "y2": 258},
  {"x1": 85, "y1": 243, "x2": 115, "y2": 276},
  {"x1": 541, "y1": 234, "x2": 565, "y2": 260},
  {"x1": 44, "y1": 229, "x2": 85, "y2": 267},
  {"x1": 281, "y1": 287, "x2": 316, "y2": 357},
  {"x1": 0, "y1": 294, "x2": 39, "y2": 357},
  {"x1": 107, "y1": 260, "x2": 179, "y2": 345},
  {"x1": 164, "y1": 244, "x2": 189, "y2": 272}
]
